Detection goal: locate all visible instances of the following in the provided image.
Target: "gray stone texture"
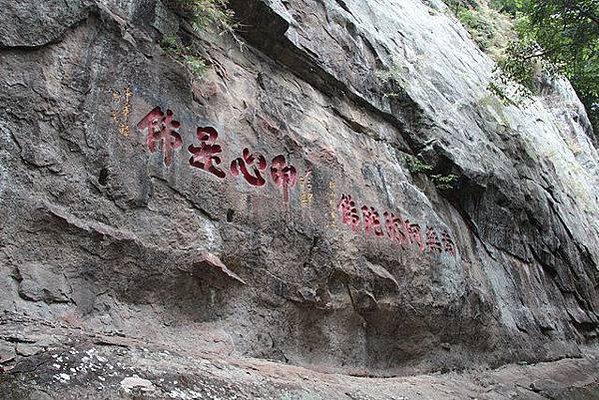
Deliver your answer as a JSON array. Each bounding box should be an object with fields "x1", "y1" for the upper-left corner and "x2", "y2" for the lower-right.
[{"x1": 0, "y1": 0, "x2": 598, "y2": 397}]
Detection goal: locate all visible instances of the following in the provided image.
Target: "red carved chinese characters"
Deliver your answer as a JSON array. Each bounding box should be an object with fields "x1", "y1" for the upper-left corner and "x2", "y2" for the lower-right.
[
  {"x1": 230, "y1": 148, "x2": 267, "y2": 186},
  {"x1": 361, "y1": 206, "x2": 385, "y2": 237},
  {"x1": 442, "y1": 230, "x2": 456, "y2": 256},
  {"x1": 137, "y1": 107, "x2": 182, "y2": 166},
  {"x1": 406, "y1": 221, "x2": 425, "y2": 253},
  {"x1": 134, "y1": 107, "x2": 459, "y2": 258},
  {"x1": 271, "y1": 155, "x2": 297, "y2": 203},
  {"x1": 188, "y1": 127, "x2": 226, "y2": 179},
  {"x1": 384, "y1": 211, "x2": 408, "y2": 245},
  {"x1": 338, "y1": 194, "x2": 361, "y2": 232},
  {"x1": 426, "y1": 226, "x2": 443, "y2": 253}
]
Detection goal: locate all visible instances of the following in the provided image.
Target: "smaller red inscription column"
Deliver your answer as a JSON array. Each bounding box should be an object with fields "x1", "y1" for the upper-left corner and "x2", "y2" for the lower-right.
[
  {"x1": 406, "y1": 221, "x2": 425, "y2": 253},
  {"x1": 425, "y1": 227, "x2": 443, "y2": 254},
  {"x1": 442, "y1": 230, "x2": 457, "y2": 256},
  {"x1": 338, "y1": 194, "x2": 361, "y2": 232},
  {"x1": 271, "y1": 155, "x2": 297, "y2": 203},
  {"x1": 384, "y1": 211, "x2": 409, "y2": 245},
  {"x1": 361, "y1": 206, "x2": 385, "y2": 237}
]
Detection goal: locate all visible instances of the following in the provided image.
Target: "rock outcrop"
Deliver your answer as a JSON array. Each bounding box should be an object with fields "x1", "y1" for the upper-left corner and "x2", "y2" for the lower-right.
[{"x1": 1, "y1": 0, "x2": 598, "y2": 397}]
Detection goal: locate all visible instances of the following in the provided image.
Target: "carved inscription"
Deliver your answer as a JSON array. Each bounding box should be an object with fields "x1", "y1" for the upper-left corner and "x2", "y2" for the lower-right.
[
  {"x1": 189, "y1": 127, "x2": 226, "y2": 179},
  {"x1": 271, "y1": 155, "x2": 297, "y2": 203},
  {"x1": 337, "y1": 194, "x2": 457, "y2": 256},
  {"x1": 137, "y1": 107, "x2": 297, "y2": 203},
  {"x1": 442, "y1": 230, "x2": 456, "y2": 256},
  {"x1": 135, "y1": 107, "x2": 459, "y2": 256},
  {"x1": 426, "y1": 226, "x2": 443, "y2": 254},
  {"x1": 137, "y1": 107, "x2": 182, "y2": 166},
  {"x1": 112, "y1": 87, "x2": 132, "y2": 137},
  {"x1": 231, "y1": 148, "x2": 268, "y2": 187},
  {"x1": 338, "y1": 194, "x2": 361, "y2": 232},
  {"x1": 299, "y1": 168, "x2": 313, "y2": 208},
  {"x1": 383, "y1": 211, "x2": 408, "y2": 245},
  {"x1": 361, "y1": 206, "x2": 385, "y2": 237}
]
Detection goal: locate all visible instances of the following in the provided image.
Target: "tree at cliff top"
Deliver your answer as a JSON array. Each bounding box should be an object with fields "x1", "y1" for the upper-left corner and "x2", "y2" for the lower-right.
[{"x1": 497, "y1": 0, "x2": 599, "y2": 137}]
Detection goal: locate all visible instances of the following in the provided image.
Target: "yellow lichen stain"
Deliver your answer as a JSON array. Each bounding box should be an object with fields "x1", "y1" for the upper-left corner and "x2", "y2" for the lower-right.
[
  {"x1": 111, "y1": 86, "x2": 133, "y2": 137},
  {"x1": 299, "y1": 168, "x2": 314, "y2": 208}
]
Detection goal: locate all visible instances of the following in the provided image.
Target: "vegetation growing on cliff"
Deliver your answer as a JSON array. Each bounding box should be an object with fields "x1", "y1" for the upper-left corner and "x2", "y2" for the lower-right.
[
  {"x1": 169, "y1": 0, "x2": 234, "y2": 33},
  {"x1": 406, "y1": 157, "x2": 458, "y2": 191},
  {"x1": 161, "y1": 0, "x2": 236, "y2": 77},
  {"x1": 447, "y1": 0, "x2": 599, "y2": 138},
  {"x1": 160, "y1": 35, "x2": 207, "y2": 77},
  {"x1": 454, "y1": 3, "x2": 516, "y2": 60},
  {"x1": 501, "y1": 0, "x2": 599, "y2": 136}
]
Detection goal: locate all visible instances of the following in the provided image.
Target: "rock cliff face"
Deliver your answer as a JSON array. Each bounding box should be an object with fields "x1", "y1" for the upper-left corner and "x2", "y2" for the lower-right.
[{"x1": 1, "y1": 0, "x2": 599, "y2": 397}]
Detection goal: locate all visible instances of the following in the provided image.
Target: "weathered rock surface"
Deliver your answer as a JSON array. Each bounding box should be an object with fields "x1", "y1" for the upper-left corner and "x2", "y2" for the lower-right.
[
  {"x1": 2, "y1": 317, "x2": 599, "y2": 399},
  {"x1": 1, "y1": 0, "x2": 598, "y2": 397}
]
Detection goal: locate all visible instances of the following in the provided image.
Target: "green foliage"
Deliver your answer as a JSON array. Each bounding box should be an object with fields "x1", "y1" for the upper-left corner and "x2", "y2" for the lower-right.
[
  {"x1": 160, "y1": 35, "x2": 208, "y2": 77},
  {"x1": 457, "y1": 8, "x2": 496, "y2": 50},
  {"x1": 160, "y1": 34, "x2": 179, "y2": 52},
  {"x1": 406, "y1": 157, "x2": 434, "y2": 174},
  {"x1": 161, "y1": 1, "x2": 237, "y2": 77},
  {"x1": 497, "y1": 39, "x2": 539, "y2": 91},
  {"x1": 445, "y1": 2, "x2": 517, "y2": 59},
  {"x1": 487, "y1": 38, "x2": 543, "y2": 105},
  {"x1": 406, "y1": 157, "x2": 457, "y2": 191},
  {"x1": 489, "y1": 0, "x2": 599, "y2": 135},
  {"x1": 431, "y1": 174, "x2": 459, "y2": 191},
  {"x1": 443, "y1": 0, "x2": 477, "y2": 14},
  {"x1": 171, "y1": 0, "x2": 235, "y2": 33},
  {"x1": 487, "y1": 81, "x2": 518, "y2": 105},
  {"x1": 376, "y1": 61, "x2": 413, "y2": 100},
  {"x1": 523, "y1": 0, "x2": 598, "y2": 134},
  {"x1": 489, "y1": 0, "x2": 519, "y2": 15},
  {"x1": 376, "y1": 63, "x2": 406, "y2": 84},
  {"x1": 183, "y1": 54, "x2": 207, "y2": 76}
]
